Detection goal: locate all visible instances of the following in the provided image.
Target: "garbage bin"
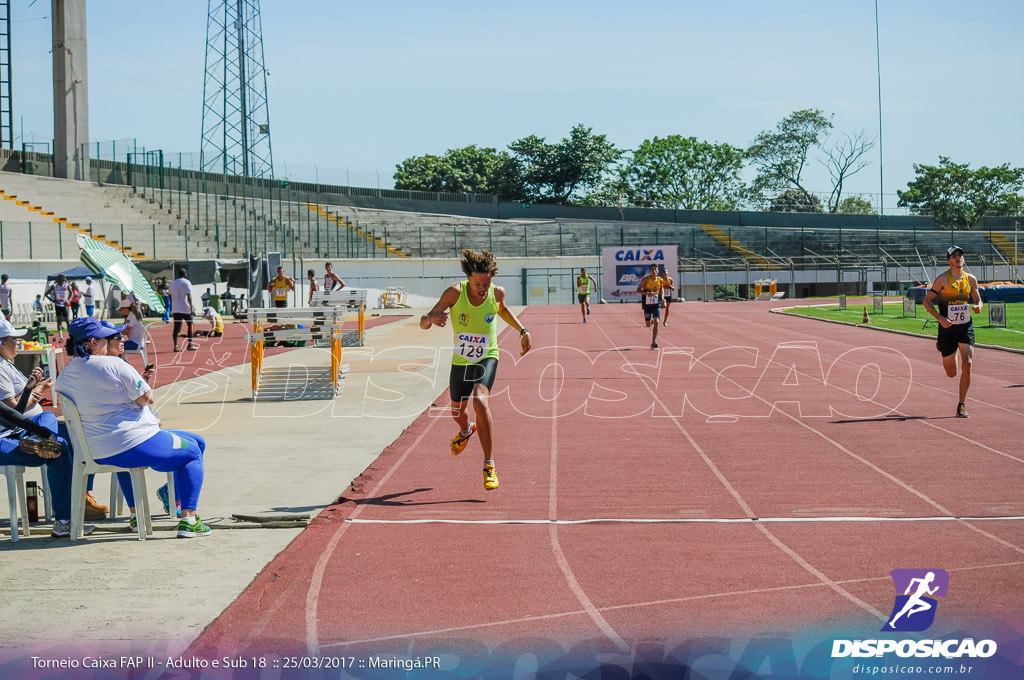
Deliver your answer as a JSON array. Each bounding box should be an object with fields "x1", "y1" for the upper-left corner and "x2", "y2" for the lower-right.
[{"x1": 208, "y1": 295, "x2": 221, "y2": 313}]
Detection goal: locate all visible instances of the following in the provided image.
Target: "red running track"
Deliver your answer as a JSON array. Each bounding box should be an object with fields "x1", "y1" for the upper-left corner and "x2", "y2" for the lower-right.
[{"x1": 189, "y1": 302, "x2": 1024, "y2": 662}]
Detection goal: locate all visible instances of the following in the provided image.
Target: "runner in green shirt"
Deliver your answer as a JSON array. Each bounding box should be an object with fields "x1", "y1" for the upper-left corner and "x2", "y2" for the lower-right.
[
  {"x1": 577, "y1": 268, "x2": 597, "y2": 323},
  {"x1": 421, "y1": 250, "x2": 532, "y2": 490}
]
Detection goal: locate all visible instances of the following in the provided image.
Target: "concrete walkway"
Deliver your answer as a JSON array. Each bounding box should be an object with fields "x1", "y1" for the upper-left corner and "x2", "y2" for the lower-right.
[{"x1": 0, "y1": 309, "x2": 505, "y2": 661}]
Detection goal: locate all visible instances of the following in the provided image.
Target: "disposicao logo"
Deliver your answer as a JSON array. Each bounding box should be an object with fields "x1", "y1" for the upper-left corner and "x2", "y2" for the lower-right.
[
  {"x1": 831, "y1": 568, "x2": 997, "y2": 659},
  {"x1": 485, "y1": 313, "x2": 495, "y2": 324},
  {"x1": 883, "y1": 568, "x2": 948, "y2": 632}
]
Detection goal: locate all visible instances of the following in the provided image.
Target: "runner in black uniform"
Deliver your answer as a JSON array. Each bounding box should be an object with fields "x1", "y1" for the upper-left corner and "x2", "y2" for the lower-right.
[{"x1": 922, "y1": 245, "x2": 983, "y2": 418}]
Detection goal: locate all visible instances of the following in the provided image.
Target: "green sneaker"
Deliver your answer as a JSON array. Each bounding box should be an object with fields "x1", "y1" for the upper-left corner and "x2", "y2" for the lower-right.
[{"x1": 176, "y1": 516, "x2": 212, "y2": 538}]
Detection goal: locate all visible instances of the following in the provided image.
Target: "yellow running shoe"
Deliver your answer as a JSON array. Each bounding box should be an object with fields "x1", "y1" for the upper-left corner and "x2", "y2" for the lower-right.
[
  {"x1": 483, "y1": 464, "x2": 499, "y2": 490},
  {"x1": 450, "y1": 423, "x2": 477, "y2": 456}
]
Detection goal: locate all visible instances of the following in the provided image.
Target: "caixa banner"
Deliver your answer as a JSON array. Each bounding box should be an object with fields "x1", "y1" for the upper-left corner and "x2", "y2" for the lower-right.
[{"x1": 601, "y1": 245, "x2": 679, "y2": 303}]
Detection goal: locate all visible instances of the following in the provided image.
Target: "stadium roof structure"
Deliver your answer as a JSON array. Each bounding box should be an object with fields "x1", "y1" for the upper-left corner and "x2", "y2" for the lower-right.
[{"x1": 75, "y1": 234, "x2": 165, "y2": 314}]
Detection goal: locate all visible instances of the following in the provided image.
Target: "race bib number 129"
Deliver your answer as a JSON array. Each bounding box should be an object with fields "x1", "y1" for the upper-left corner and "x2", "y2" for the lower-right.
[
  {"x1": 948, "y1": 303, "x2": 970, "y2": 325},
  {"x1": 455, "y1": 333, "x2": 488, "y2": 361}
]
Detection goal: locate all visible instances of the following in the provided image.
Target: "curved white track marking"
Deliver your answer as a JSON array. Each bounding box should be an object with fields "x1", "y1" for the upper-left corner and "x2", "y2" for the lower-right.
[
  {"x1": 592, "y1": 319, "x2": 885, "y2": 622},
  {"x1": 547, "y1": 308, "x2": 630, "y2": 652},
  {"x1": 636, "y1": 313, "x2": 1024, "y2": 554},
  {"x1": 304, "y1": 417, "x2": 442, "y2": 655},
  {"x1": 317, "y1": 556, "x2": 1024, "y2": 649}
]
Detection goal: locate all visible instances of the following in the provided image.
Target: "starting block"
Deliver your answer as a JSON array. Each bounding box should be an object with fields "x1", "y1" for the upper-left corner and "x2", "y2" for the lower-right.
[{"x1": 246, "y1": 306, "x2": 355, "y2": 401}]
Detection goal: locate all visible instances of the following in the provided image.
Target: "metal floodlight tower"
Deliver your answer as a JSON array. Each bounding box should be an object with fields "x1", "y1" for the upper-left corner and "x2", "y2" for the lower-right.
[
  {"x1": 200, "y1": 0, "x2": 273, "y2": 178},
  {"x1": 0, "y1": 0, "x2": 12, "y2": 149}
]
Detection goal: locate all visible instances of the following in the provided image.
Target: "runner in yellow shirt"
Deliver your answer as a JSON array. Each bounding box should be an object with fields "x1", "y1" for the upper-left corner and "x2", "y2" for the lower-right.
[
  {"x1": 922, "y1": 245, "x2": 983, "y2": 418},
  {"x1": 659, "y1": 265, "x2": 676, "y2": 327},
  {"x1": 635, "y1": 263, "x2": 664, "y2": 349},
  {"x1": 421, "y1": 249, "x2": 532, "y2": 490},
  {"x1": 198, "y1": 306, "x2": 225, "y2": 337},
  {"x1": 267, "y1": 266, "x2": 295, "y2": 308}
]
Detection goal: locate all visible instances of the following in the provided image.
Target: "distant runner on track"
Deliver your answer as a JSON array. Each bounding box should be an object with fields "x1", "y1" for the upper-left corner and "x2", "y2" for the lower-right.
[
  {"x1": 420, "y1": 249, "x2": 532, "y2": 491},
  {"x1": 659, "y1": 265, "x2": 676, "y2": 327},
  {"x1": 635, "y1": 263, "x2": 664, "y2": 349},
  {"x1": 577, "y1": 268, "x2": 597, "y2": 323},
  {"x1": 922, "y1": 245, "x2": 983, "y2": 418}
]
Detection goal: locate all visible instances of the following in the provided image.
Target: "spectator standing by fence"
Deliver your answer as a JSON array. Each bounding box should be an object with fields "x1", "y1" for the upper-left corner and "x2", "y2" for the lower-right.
[
  {"x1": 82, "y1": 276, "x2": 96, "y2": 318},
  {"x1": 0, "y1": 274, "x2": 12, "y2": 321},
  {"x1": 169, "y1": 269, "x2": 198, "y2": 352}
]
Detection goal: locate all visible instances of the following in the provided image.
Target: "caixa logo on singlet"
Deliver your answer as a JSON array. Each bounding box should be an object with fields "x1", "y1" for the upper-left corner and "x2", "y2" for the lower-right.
[
  {"x1": 831, "y1": 569, "x2": 997, "y2": 659},
  {"x1": 457, "y1": 334, "x2": 487, "y2": 344}
]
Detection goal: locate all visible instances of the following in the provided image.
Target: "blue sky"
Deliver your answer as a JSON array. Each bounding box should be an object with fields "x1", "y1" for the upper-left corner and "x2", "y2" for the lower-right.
[{"x1": 12, "y1": 0, "x2": 1024, "y2": 210}]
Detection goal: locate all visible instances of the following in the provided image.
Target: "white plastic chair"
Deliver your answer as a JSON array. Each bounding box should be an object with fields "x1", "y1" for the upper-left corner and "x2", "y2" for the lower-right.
[
  {"x1": 123, "y1": 331, "x2": 151, "y2": 370},
  {"x1": 1, "y1": 465, "x2": 30, "y2": 541},
  {"x1": 56, "y1": 392, "x2": 152, "y2": 540},
  {"x1": 1, "y1": 463, "x2": 54, "y2": 540}
]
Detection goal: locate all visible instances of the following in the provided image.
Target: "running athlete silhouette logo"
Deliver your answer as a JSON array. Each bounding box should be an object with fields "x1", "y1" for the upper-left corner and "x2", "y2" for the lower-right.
[{"x1": 882, "y1": 569, "x2": 949, "y2": 632}]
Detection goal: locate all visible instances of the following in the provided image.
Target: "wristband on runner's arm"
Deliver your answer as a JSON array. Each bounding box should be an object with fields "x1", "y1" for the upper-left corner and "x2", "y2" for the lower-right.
[{"x1": 520, "y1": 328, "x2": 530, "y2": 336}]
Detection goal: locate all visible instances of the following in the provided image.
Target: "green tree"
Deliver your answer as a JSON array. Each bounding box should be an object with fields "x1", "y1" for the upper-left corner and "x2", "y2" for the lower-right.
[
  {"x1": 509, "y1": 124, "x2": 621, "y2": 204},
  {"x1": 897, "y1": 157, "x2": 1024, "y2": 229},
  {"x1": 748, "y1": 109, "x2": 875, "y2": 213},
  {"x1": 747, "y1": 109, "x2": 833, "y2": 208},
  {"x1": 617, "y1": 135, "x2": 745, "y2": 210},
  {"x1": 836, "y1": 196, "x2": 876, "y2": 214},
  {"x1": 770, "y1": 189, "x2": 824, "y2": 213},
  {"x1": 394, "y1": 145, "x2": 511, "y2": 195}
]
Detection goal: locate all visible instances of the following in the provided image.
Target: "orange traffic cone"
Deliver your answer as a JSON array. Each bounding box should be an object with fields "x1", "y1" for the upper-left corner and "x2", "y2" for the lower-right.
[{"x1": 862, "y1": 307, "x2": 869, "y2": 324}]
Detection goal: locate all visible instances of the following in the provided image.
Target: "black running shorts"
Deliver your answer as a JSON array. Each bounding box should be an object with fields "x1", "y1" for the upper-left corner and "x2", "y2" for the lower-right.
[
  {"x1": 936, "y1": 324, "x2": 974, "y2": 357},
  {"x1": 449, "y1": 357, "x2": 498, "y2": 403},
  {"x1": 642, "y1": 303, "x2": 661, "y2": 321}
]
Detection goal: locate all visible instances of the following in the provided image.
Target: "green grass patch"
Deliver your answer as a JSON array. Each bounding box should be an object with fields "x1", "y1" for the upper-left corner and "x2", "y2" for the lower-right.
[{"x1": 781, "y1": 302, "x2": 1024, "y2": 351}]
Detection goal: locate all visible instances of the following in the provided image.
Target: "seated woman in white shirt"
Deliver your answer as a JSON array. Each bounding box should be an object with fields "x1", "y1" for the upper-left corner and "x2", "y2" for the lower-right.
[
  {"x1": 55, "y1": 317, "x2": 212, "y2": 538},
  {"x1": 118, "y1": 299, "x2": 145, "y2": 351}
]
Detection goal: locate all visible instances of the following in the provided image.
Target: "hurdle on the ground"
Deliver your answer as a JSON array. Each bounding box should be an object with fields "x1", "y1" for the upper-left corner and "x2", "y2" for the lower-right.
[{"x1": 245, "y1": 306, "x2": 350, "y2": 401}]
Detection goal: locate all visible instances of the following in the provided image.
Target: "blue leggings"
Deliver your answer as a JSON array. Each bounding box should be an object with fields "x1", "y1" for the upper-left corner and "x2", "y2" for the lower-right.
[{"x1": 96, "y1": 430, "x2": 205, "y2": 511}]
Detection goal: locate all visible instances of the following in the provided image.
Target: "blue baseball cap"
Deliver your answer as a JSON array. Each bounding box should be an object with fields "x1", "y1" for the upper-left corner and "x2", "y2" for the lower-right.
[{"x1": 68, "y1": 317, "x2": 127, "y2": 343}]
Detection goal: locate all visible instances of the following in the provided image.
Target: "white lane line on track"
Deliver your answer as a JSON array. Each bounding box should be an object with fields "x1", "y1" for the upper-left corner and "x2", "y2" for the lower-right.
[
  {"x1": 304, "y1": 416, "x2": 442, "y2": 656},
  {"x1": 591, "y1": 316, "x2": 887, "y2": 622},
  {"x1": 345, "y1": 515, "x2": 1024, "y2": 524},
  {"x1": 664, "y1": 313, "x2": 1024, "y2": 465},
  {"x1": 547, "y1": 307, "x2": 631, "y2": 653},
  {"x1": 745, "y1": 312, "x2": 1024, "y2": 421},
  {"x1": 632, "y1": 311, "x2": 1024, "y2": 558},
  {"x1": 317, "y1": 559, "x2": 1024, "y2": 649}
]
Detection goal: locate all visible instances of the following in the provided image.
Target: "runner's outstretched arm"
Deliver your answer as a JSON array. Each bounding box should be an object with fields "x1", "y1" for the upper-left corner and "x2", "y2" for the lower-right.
[{"x1": 494, "y1": 287, "x2": 532, "y2": 356}]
